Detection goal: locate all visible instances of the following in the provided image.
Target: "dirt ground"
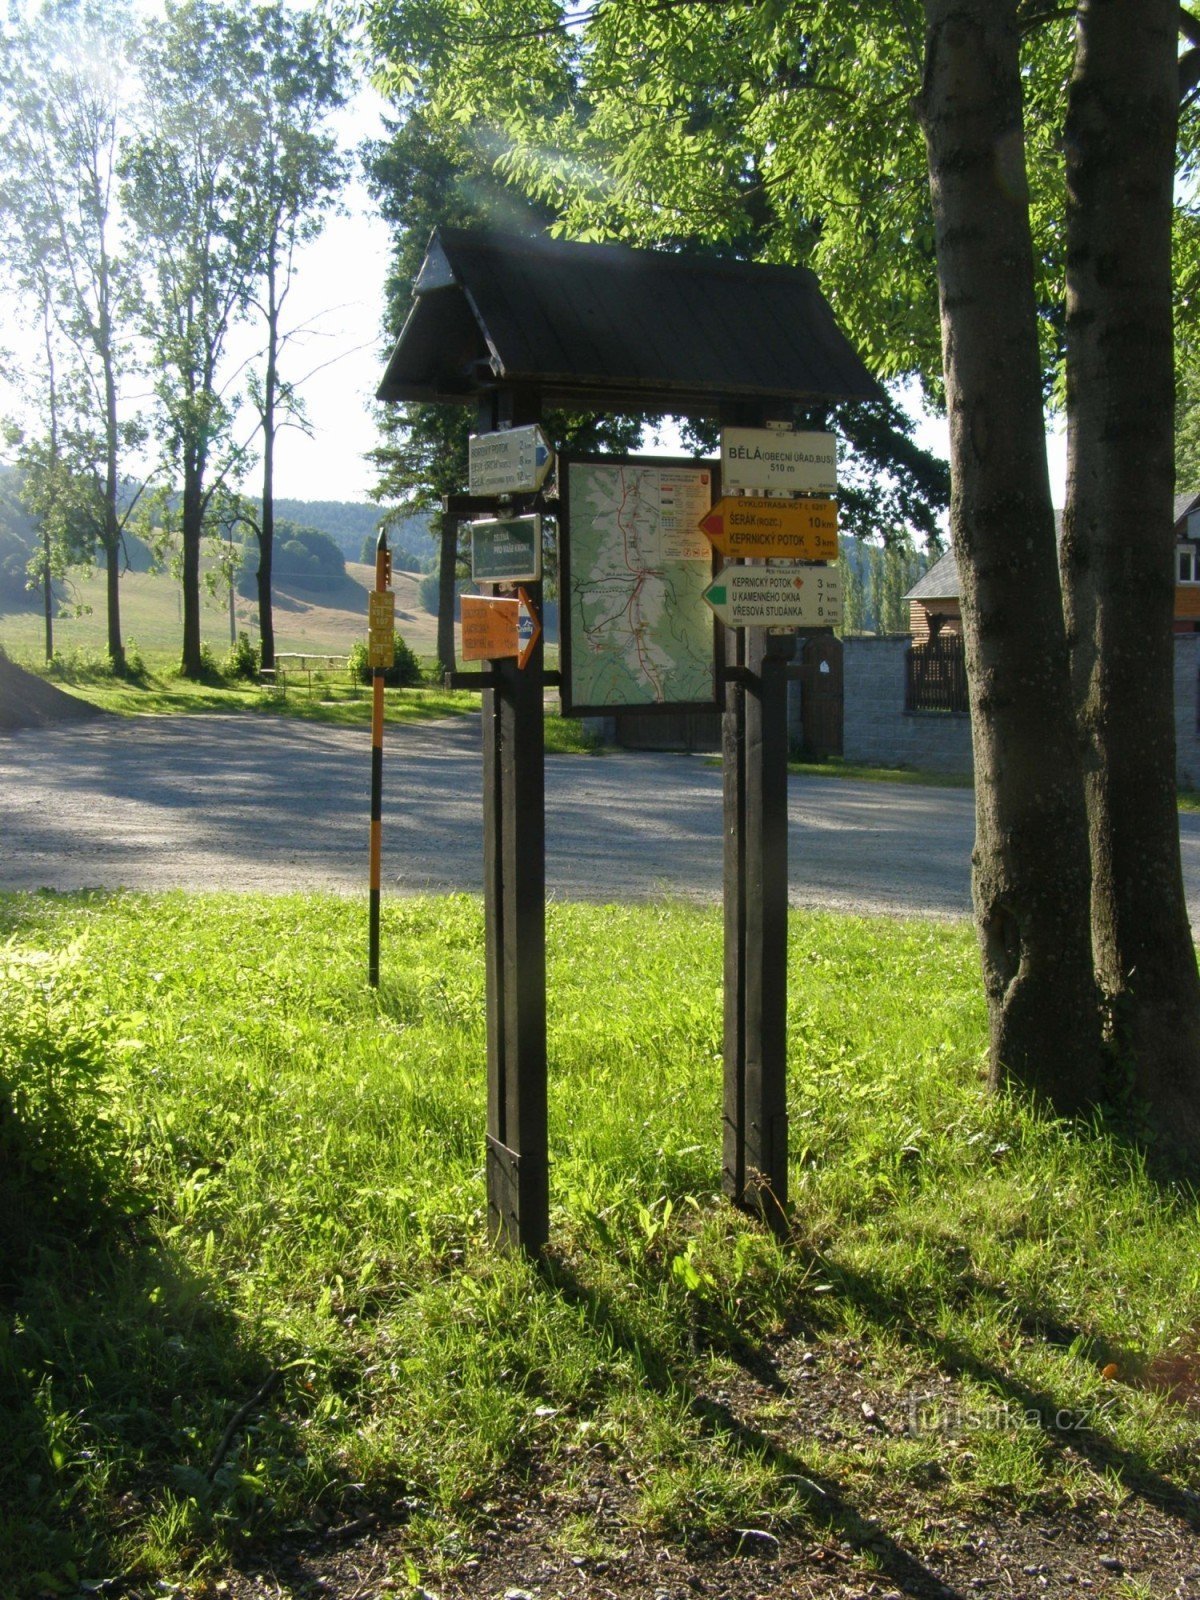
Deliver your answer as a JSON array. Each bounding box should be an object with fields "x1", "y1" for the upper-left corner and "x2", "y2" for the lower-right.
[
  {"x1": 207, "y1": 1325, "x2": 1200, "y2": 1600},
  {"x1": 0, "y1": 655, "x2": 104, "y2": 730}
]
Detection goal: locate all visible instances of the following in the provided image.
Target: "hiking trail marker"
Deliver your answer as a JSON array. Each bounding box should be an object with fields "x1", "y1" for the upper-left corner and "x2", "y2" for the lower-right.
[
  {"x1": 367, "y1": 589, "x2": 395, "y2": 668},
  {"x1": 461, "y1": 594, "x2": 519, "y2": 661},
  {"x1": 703, "y1": 564, "x2": 843, "y2": 630},
  {"x1": 720, "y1": 426, "x2": 837, "y2": 494},
  {"x1": 468, "y1": 424, "x2": 554, "y2": 495},
  {"x1": 698, "y1": 495, "x2": 838, "y2": 560},
  {"x1": 471, "y1": 514, "x2": 542, "y2": 583},
  {"x1": 461, "y1": 589, "x2": 542, "y2": 668},
  {"x1": 377, "y1": 226, "x2": 880, "y2": 1255}
]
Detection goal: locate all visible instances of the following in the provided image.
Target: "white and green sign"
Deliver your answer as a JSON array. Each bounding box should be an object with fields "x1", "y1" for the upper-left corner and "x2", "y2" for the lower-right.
[
  {"x1": 470, "y1": 515, "x2": 542, "y2": 583},
  {"x1": 703, "y1": 564, "x2": 842, "y2": 629}
]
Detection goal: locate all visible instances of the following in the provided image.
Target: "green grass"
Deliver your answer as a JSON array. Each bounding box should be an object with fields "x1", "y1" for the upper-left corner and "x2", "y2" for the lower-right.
[
  {"x1": 2, "y1": 893, "x2": 1199, "y2": 1595},
  {"x1": 786, "y1": 756, "x2": 974, "y2": 787},
  {"x1": 6, "y1": 649, "x2": 602, "y2": 745}
]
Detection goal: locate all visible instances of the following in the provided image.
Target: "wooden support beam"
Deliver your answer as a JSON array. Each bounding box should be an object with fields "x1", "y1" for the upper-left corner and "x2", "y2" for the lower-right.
[
  {"x1": 720, "y1": 403, "x2": 794, "y2": 1233},
  {"x1": 723, "y1": 624, "x2": 795, "y2": 1231},
  {"x1": 478, "y1": 390, "x2": 550, "y2": 1255}
]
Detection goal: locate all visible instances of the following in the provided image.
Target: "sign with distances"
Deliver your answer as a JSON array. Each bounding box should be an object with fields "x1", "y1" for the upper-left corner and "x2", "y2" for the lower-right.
[
  {"x1": 698, "y1": 495, "x2": 837, "y2": 560},
  {"x1": 367, "y1": 589, "x2": 395, "y2": 668},
  {"x1": 468, "y1": 424, "x2": 554, "y2": 495},
  {"x1": 461, "y1": 594, "x2": 519, "y2": 661},
  {"x1": 470, "y1": 514, "x2": 542, "y2": 583},
  {"x1": 702, "y1": 564, "x2": 843, "y2": 629},
  {"x1": 720, "y1": 427, "x2": 837, "y2": 494}
]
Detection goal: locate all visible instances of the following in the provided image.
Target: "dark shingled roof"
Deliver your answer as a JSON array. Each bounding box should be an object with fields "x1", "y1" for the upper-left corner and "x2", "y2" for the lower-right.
[
  {"x1": 904, "y1": 548, "x2": 961, "y2": 604},
  {"x1": 377, "y1": 228, "x2": 883, "y2": 414}
]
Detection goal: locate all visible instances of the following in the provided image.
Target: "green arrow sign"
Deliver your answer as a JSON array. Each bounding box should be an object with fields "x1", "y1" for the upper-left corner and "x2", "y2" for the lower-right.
[{"x1": 703, "y1": 564, "x2": 842, "y2": 628}]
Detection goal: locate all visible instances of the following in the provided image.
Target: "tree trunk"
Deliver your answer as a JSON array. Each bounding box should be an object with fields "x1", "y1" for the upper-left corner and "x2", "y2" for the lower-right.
[
  {"x1": 257, "y1": 265, "x2": 279, "y2": 672},
  {"x1": 42, "y1": 525, "x2": 52, "y2": 663},
  {"x1": 104, "y1": 535, "x2": 123, "y2": 676},
  {"x1": 1061, "y1": 0, "x2": 1200, "y2": 1150},
  {"x1": 919, "y1": 0, "x2": 1102, "y2": 1109},
  {"x1": 180, "y1": 455, "x2": 205, "y2": 678},
  {"x1": 102, "y1": 329, "x2": 125, "y2": 676},
  {"x1": 436, "y1": 510, "x2": 456, "y2": 676}
]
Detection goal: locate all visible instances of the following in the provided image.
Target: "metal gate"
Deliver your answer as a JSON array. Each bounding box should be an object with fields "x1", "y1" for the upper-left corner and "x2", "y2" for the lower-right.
[{"x1": 798, "y1": 634, "x2": 844, "y2": 759}]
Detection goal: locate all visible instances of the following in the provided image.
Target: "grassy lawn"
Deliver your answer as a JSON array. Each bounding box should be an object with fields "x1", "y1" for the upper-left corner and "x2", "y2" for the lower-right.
[
  {"x1": 786, "y1": 756, "x2": 974, "y2": 788},
  {"x1": 2, "y1": 892, "x2": 1198, "y2": 1596},
  {"x1": 4, "y1": 649, "x2": 602, "y2": 750}
]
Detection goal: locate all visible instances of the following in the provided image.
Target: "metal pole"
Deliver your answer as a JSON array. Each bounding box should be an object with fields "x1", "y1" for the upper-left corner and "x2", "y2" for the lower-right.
[{"x1": 368, "y1": 528, "x2": 390, "y2": 988}]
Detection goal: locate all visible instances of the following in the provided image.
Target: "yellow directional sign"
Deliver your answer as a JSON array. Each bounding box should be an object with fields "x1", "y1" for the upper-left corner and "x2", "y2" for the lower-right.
[
  {"x1": 367, "y1": 589, "x2": 395, "y2": 668},
  {"x1": 697, "y1": 496, "x2": 838, "y2": 560}
]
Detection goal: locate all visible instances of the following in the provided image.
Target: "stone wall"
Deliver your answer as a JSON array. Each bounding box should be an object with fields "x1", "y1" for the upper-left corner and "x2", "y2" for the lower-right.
[
  {"x1": 837, "y1": 634, "x2": 1200, "y2": 787},
  {"x1": 1175, "y1": 633, "x2": 1200, "y2": 789},
  {"x1": 839, "y1": 636, "x2": 973, "y2": 775}
]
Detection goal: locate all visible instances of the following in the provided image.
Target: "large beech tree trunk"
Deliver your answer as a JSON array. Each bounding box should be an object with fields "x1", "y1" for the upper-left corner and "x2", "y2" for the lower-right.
[
  {"x1": 1062, "y1": 0, "x2": 1200, "y2": 1149},
  {"x1": 919, "y1": 0, "x2": 1102, "y2": 1108}
]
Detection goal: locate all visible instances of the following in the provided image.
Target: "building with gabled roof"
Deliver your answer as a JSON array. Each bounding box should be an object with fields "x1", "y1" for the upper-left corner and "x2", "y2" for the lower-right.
[{"x1": 904, "y1": 492, "x2": 1200, "y2": 638}]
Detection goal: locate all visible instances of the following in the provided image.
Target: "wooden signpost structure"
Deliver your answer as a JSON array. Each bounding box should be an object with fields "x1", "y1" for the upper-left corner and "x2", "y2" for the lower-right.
[{"x1": 377, "y1": 227, "x2": 879, "y2": 1253}]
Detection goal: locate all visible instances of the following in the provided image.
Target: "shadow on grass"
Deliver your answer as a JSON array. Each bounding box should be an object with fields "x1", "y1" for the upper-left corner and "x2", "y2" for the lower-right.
[
  {"x1": 539, "y1": 1143, "x2": 1200, "y2": 1597},
  {"x1": 540, "y1": 1253, "x2": 969, "y2": 1600},
  {"x1": 812, "y1": 1254, "x2": 1200, "y2": 1528},
  {"x1": 0, "y1": 1101, "x2": 284, "y2": 1596}
]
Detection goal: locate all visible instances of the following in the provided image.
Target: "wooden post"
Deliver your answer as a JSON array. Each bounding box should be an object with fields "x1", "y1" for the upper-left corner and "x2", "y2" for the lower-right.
[
  {"x1": 721, "y1": 411, "x2": 794, "y2": 1231},
  {"x1": 478, "y1": 391, "x2": 550, "y2": 1254},
  {"x1": 368, "y1": 529, "x2": 390, "y2": 988}
]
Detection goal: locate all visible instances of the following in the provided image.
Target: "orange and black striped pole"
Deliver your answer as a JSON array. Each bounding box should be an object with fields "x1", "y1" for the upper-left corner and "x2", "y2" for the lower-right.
[{"x1": 368, "y1": 528, "x2": 392, "y2": 987}]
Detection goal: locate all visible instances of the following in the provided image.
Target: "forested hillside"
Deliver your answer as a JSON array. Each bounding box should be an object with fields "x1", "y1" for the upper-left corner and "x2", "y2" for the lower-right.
[{"x1": 273, "y1": 498, "x2": 435, "y2": 569}]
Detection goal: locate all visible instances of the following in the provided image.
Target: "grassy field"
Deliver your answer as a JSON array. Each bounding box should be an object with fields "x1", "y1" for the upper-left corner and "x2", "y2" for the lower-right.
[
  {"x1": 0, "y1": 561, "x2": 442, "y2": 662},
  {"x1": 2, "y1": 645, "x2": 602, "y2": 752},
  {"x1": 2, "y1": 892, "x2": 1199, "y2": 1597}
]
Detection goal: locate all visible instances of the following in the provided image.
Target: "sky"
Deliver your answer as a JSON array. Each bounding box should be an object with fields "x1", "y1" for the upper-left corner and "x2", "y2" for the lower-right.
[
  {"x1": 0, "y1": 1, "x2": 1070, "y2": 527},
  {"x1": 242, "y1": 83, "x2": 394, "y2": 505}
]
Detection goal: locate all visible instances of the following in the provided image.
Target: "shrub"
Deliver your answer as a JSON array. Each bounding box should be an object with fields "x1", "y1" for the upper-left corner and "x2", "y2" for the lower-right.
[
  {"x1": 224, "y1": 631, "x2": 259, "y2": 681},
  {"x1": 348, "y1": 631, "x2": 422, "y2": 687}
]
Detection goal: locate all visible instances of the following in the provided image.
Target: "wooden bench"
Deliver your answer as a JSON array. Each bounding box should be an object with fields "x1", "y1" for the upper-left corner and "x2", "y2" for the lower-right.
[{"x1": 262, "y1": 653, "x2": 355, "y2": 700}]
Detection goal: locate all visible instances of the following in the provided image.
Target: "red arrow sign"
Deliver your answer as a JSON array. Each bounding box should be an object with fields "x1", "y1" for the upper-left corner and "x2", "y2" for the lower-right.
[{"x1": 517, "y1": 587, "x2": 542, "y2": 670}]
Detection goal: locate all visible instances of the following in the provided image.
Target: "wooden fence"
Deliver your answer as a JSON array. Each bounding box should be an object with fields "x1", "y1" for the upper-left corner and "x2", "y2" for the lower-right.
[{"x1": 905, "y1": 635, "x2": 969, "y2": 714}]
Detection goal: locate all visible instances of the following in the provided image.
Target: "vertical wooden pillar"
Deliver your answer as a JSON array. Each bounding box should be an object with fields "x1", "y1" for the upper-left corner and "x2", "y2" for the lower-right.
[
  {"x1": 721, "y1": 408, "x2": 794, "y2": 1230},
  {"x1": 479, "y1": 389, "x2": 549, "y2": 1254}
]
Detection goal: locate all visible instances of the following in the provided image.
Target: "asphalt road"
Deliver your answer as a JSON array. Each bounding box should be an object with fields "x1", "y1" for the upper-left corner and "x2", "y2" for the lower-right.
[{"x1": 4, "y1": 712, "x2": 1200, "y2": 925}]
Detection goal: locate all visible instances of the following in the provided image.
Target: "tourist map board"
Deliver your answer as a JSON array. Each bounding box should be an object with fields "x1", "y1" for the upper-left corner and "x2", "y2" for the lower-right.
[{"x1": 560, "y1": 456, "x2": 717, "y2": 714}]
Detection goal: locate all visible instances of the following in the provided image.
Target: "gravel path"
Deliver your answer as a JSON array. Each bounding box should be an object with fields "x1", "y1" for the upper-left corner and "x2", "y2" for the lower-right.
[{"x1": 4, "y1": 713, "x2": 1200, "y2": 924}]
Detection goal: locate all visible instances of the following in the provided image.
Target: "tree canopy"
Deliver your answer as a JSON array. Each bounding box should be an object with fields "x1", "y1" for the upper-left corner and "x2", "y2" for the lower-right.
[{"x1": 357, "y1": 0, "x2": 1200, "y2": 1153}]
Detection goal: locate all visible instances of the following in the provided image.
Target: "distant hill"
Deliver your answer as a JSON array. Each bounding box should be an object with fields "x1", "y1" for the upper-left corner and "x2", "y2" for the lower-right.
[{"x1": 273, "y1": 498, "x2": 435, "y2": 571}]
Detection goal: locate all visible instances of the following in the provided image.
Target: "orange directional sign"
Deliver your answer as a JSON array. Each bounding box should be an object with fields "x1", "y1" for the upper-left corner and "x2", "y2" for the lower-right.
[
  {"x1": 697, "y1": 496, "x2": 838, "y2": 560},
  {"x1": 461, "y1": 595, "x2": 519, "y2": 661}
]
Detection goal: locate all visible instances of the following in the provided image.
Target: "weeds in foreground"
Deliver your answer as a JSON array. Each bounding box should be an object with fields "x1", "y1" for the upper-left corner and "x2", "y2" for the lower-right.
[{"x1": 0, "y1": 892, "x2": 1197, "y2": 1596}]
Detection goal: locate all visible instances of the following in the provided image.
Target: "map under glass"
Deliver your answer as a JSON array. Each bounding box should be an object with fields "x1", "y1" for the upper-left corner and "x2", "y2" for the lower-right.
[{"x1": 563, "y1": 459, "x2": 716, "y2": 712}]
